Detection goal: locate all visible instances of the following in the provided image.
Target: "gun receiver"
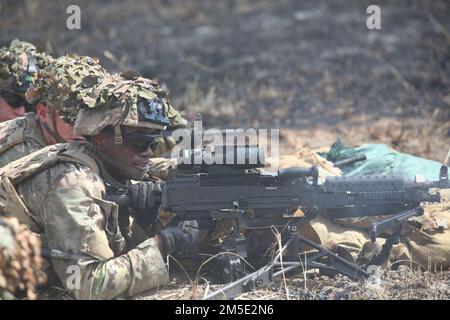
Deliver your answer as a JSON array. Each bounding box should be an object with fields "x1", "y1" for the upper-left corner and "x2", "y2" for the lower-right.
[{"x1": 107, "y1": 145, "x2": 450, "y2": 299}]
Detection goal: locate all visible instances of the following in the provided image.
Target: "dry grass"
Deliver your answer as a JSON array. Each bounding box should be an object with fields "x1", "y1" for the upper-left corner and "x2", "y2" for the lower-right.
[
  {"x1": 278, "y1": 115, "x2": 449, "y2": 162},
  {"x1": 129, "y1": 264, "x2": 450, "y2": 300},
  {"x1": 3, "y1": 0, "x2": 449, "y2": 300}
]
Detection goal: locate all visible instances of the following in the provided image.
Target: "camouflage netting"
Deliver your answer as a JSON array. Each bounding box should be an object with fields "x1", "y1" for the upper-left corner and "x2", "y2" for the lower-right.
[
  {"x1": 74, "y1": 73, "x2": 187, "y2": 135},
  {"x1": 0, "y1": 39, "x2": 53, "y2": 95},
  {"x1": 119, "y1": 71, "x2": 187, "y2": 129},
  {"x1": 25, "y1": 54, "x2": 108, "y2": 124},
  {"x1": 0, "y1": 217, "x2": 46, "y2": 300}
]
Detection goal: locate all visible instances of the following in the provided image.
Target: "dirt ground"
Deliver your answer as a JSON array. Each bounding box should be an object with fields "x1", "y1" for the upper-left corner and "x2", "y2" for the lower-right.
[
  {"x1": 1, "y1": 0, "x2": 449, "y2": 300},
  {"x1": 131, "y1": 266, "x2": 450, "y2": 300}
]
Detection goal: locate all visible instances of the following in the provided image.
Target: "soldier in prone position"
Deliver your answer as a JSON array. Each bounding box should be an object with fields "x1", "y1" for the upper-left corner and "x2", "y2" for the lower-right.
[{"x1": 0, "y1": 74, "x2": 200, "y2": 299}]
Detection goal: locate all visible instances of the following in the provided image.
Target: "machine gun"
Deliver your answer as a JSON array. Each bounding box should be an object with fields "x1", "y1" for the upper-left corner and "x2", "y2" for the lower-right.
[{"x1": 109, "y1": 145, "x2": 450, "y2": 299}]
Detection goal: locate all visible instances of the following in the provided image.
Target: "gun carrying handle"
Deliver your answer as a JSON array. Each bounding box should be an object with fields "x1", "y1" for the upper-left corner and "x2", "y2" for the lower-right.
[{"x1": 278, "y1": 165, "x2": 319, "y2": 183}]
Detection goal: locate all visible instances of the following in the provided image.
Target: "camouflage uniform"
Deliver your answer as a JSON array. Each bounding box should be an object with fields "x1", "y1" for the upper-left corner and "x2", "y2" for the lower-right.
[
  {"x1": 0, "y1": 112, "x2": 46, "y2": 167},
  {"x1": 0, "y1": 39, "x2": 53, "y2": 112},
  {"x1": 0, "y1": 55, "x2": 107, "y2": 167},
  {"x1": 0, "y1": 75, "x2": 176, "y2": 300},
  {"x1": 0, "y1": 217, "x2": 45, "y2": 300}
]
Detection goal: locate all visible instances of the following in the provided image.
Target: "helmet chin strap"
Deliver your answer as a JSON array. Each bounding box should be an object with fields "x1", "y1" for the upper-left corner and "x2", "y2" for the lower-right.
[
  {"x1": 40, "y1": 108, "x2": 66, "y2": 144},
  {"x1": 114, "y1": 125, "x2": 123, "y2": 144}
]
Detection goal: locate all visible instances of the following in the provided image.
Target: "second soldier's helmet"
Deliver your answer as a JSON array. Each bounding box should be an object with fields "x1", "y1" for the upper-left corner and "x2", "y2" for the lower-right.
[
  {"x1": 73, "y1": 74, "x2": 184, "y2": 139},
  {"x1": 0, "y1": 39, "x2": 53, "y2": 110},
  {"x1": 25, "y1": 54, "x2": 108, "y2": 124}
]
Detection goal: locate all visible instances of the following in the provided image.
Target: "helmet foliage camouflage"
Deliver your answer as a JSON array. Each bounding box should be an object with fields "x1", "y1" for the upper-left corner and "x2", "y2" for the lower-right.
[
  {"x1": 25, "y1": 54, "x2": 107, "y2": 124},
  {"x1": 0, "y1": 39, "x2": 53, "y2": 96},
  {"x1": 120, "y1": 70, "x2": 187, "y2": 130},
  {"x1": 74, "y1": 74, "x2": 184, "y2": 139}
]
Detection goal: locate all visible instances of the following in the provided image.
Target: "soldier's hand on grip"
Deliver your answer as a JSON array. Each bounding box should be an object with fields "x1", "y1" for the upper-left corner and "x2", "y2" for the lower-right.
[
  {"x1": 129, "y1": 181, "x2": 163, "y2": 224},
  {"x1": 158, "y1": 220, "x2": 200, "y2": 257}
]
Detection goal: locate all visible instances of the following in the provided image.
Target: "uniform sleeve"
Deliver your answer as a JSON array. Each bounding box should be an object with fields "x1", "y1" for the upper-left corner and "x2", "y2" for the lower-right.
[{"x1": 38, "y1": 164, "x2": 169, "y2": 300}]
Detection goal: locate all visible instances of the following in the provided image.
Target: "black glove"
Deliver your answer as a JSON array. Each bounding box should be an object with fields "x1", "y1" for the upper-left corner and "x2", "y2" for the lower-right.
[
  {"x1": 129, "y1": 181, "x2": 163, "y2": 224},
  {"x1": 159, "y1": 220, "x2": 200, "y2": 257}
]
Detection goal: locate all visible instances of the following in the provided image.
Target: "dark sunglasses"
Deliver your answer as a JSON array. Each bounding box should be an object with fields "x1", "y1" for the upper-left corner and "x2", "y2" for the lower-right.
[
  {"x1": 1, "y1": 91, "x2": 27, "y2": 109},
  {"x1": 122, "y1": 132, "x2": 163, "y2": 153}
]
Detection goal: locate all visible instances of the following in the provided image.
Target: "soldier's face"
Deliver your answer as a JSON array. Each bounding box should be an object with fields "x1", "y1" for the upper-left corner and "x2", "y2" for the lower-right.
[
  {"x1": 52, "y1": 112, "x2": 80, "y2": 141},
  {"x1": 0, "y1": 94, "x2": 26, "y2": 122},
  {"x1": 95, "y1": 127, "x2": 162, "y2": 180}
]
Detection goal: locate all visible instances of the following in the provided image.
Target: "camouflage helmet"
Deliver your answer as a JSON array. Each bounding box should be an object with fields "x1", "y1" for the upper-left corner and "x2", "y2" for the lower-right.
[
  {"x1": 119, "y1": 71, "x2": 187, "y2": 129},
  {"x1": 0, "y1": 39, "x2": 53, "y2": 96},
  {"x1": 25, "y1": 54, "x2": 107, "y2": 124},
  {"x1": 167, "y1": 104, "x2": 188, "y2": 129},
  {"x1": 74, "y1": 74, "x2": 183, "y2": 141}
]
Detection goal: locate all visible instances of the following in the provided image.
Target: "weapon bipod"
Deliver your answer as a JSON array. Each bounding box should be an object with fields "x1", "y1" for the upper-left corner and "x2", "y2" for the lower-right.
[{"x1": 205, "y1": 221, "x2": 369, "y2": 300}]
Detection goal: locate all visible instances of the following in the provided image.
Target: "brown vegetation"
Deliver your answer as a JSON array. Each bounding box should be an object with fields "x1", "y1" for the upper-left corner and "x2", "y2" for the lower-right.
[{"x1": 1, "y1": 0, "x2": 449, "y2": 299}]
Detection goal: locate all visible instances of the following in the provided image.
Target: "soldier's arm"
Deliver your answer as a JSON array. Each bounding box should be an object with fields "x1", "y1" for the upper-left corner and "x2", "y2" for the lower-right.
[{"x1": 38, "y1": 164, "x2": 169, "y2": 300}]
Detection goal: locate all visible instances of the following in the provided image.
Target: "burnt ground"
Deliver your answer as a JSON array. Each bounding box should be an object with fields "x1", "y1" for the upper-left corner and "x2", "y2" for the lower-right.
[
  {"x1": 1, "y1": 0, "x2": 450, "y2": 300},
  {"x1": 1, "y1": 0, "x2": 449, "y2": 159}
]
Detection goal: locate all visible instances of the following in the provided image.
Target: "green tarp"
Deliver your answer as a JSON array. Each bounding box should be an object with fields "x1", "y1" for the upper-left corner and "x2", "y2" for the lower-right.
[{"x1": 322, "y1": 140, "x2": 448, "y2": 181}]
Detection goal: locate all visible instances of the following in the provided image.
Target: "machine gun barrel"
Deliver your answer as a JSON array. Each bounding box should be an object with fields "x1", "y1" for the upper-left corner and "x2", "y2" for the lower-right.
[
  {"x1": 333, "y1": 153, "x2": 367, "y2": 167},
  {"x1": 108, "y1": 163, "x2": 449, "y2": 222},
  {"x1": 105, "y1": 145, "x2": 449, "y2": 299}
]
